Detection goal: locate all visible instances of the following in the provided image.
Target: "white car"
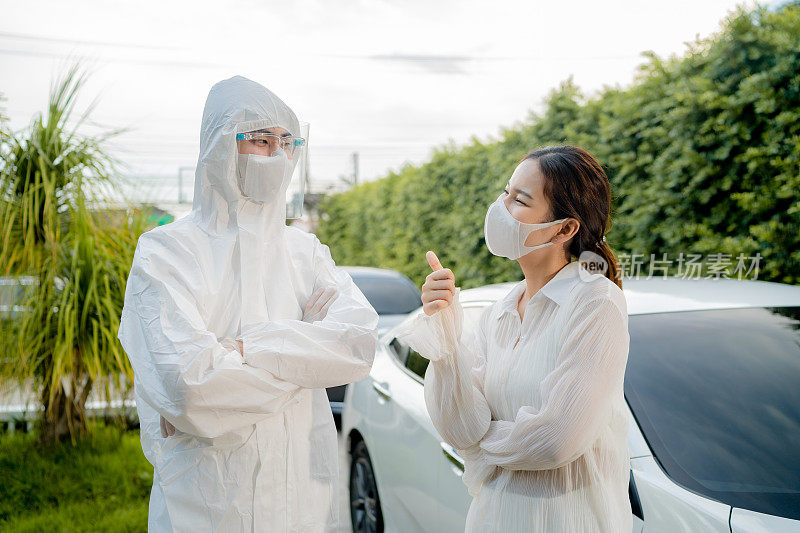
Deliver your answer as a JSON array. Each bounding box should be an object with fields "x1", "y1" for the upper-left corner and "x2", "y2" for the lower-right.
[{"x1": 341, "y1": 276, "x2": 800, "y2": 532}]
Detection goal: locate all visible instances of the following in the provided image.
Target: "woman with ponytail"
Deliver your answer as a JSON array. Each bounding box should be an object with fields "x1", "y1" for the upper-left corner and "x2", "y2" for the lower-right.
[{"x1": 396, "y1": 145, "x2": 631, "y2": 532}]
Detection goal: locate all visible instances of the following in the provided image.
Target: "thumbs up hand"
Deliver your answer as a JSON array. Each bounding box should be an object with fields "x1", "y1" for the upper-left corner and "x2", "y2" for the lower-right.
[{"x1": 422, "y1": 251, "x2": 456, "y2": 316}]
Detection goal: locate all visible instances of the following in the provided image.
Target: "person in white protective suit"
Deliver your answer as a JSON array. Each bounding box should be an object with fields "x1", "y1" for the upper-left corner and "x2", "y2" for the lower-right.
[{"x1": 117, "y1": 75, "x2": 379, "y2": 532}]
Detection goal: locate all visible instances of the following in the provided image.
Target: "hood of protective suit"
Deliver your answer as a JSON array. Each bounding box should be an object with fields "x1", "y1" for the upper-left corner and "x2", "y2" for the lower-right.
[
  {"x1": 193, "y1": 74, "x2": 300, "y2": 231},
  {"x1": 192, "y1": 75, "x2": 302, "y2": 326}
]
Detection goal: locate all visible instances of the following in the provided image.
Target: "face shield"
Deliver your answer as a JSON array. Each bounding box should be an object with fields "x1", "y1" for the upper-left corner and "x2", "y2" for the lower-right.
[
  {"x1": 235, "y1": 122, "x2": 309, "y2": 219},
  {"x1": 285, "y1": 121, "x2": 308, "y2": 219}
]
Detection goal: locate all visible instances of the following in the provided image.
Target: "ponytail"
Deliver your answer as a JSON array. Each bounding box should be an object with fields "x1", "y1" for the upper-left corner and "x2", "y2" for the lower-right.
[{"x1": 593, "y1": 239, "x2": 622, "y2": 289}]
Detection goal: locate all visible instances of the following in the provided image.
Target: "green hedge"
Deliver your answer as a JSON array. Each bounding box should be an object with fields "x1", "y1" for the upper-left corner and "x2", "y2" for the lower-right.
[{"x1": 318, "y1": 6, "x2": 800, "y2": 288}]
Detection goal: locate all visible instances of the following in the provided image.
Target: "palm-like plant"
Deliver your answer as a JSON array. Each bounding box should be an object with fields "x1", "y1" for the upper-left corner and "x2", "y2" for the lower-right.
[
  {"x1": 0, "y1": 66, "x2": 122, "y2": 274},
  {"x1": 0, "y1": 65, "x2": 150, "y2": 443}
]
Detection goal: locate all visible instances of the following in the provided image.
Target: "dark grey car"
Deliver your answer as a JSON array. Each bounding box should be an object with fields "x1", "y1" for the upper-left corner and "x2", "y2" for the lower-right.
[{"x1": 326, "y1": 267, "x2": 421, "y2": 419}]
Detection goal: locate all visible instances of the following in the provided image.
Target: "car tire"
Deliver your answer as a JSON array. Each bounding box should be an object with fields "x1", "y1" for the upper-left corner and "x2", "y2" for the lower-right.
[{"x1": 349, "y1": 440, "x2": 384, "y2": 533}]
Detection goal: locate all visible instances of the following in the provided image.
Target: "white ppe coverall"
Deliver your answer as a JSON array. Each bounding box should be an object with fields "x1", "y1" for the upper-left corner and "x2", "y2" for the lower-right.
[{"x1": 117, "y1": 75, "x2": 379, "y2": 532}]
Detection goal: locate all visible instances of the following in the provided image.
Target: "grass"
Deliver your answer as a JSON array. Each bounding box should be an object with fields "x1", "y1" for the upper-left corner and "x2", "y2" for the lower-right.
[{"x1": 0, "y1": 424, "x2": 152, "y2": 532}]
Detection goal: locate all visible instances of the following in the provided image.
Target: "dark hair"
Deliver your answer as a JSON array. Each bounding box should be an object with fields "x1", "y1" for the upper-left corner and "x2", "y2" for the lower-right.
[{"x1": 523, "y1": 145, "x2": 622, "y2": 289}]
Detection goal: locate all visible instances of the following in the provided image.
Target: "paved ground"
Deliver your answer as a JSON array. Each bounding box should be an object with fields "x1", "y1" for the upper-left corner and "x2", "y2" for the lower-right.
[{"x1": 337, "y1": 428, "x2": 353, "y2": 532}]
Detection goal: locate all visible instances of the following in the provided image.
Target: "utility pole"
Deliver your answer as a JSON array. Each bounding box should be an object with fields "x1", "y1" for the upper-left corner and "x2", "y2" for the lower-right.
[
  {"x1": 177, "y1": 166, "x2": 195, "y2": 204},
  {"x1": 352, "y1": 152, "x2": 359, "y2": 187}
]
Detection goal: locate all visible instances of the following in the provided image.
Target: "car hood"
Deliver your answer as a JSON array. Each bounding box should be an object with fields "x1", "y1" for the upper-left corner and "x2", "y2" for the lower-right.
[{"x1": 377, "y1": 313, "x2": 409, "y2": 336}]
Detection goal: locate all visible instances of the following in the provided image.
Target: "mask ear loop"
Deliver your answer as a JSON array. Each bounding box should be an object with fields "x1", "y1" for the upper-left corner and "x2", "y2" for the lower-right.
[{"x1": 519, "y1": 217, "x2": 569, "y2": 256}]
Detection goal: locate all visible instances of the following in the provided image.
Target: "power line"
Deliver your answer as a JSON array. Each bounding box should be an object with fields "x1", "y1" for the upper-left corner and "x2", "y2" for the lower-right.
[
  {"x1": 0, "y1": 31, "x2": 184, "y2": 51},
  {"x1": 0, "y1": 47, "x2": 227, "y2": 69}
]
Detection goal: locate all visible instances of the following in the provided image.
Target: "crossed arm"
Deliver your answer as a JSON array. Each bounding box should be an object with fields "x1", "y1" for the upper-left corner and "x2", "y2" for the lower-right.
[
  {"x1": 119, "y1": 238, "x2": 378, "y2": 439},
  {"x1": 157, "y1": 285, "x2": 341, "y2": 437}
]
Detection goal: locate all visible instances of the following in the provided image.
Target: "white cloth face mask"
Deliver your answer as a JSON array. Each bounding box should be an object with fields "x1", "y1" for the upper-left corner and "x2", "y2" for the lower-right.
[
  {"x1": 484, "y1": 195, "x2": 567, "y2": 259},
  {"x1": 237, "y1": 151, "x2": 291, "y2": 203}
]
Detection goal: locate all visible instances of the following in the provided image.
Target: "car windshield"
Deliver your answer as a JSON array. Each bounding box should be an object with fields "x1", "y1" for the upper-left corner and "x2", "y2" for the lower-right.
[
  {"x1": 625, "y1": 307, "x2": 800, "y2": 520},
  {"x1": 350, "y1": 275, "x2": 421, "y2": 315}
]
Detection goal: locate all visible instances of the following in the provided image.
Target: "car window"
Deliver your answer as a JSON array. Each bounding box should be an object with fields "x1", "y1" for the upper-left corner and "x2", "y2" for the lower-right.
[
  {"x1": 393, "y1": 303, "x2": 490, "y2": 381},
  {"x1": 350, "y1": 275, "x2": 421, "y2": 315},
  {"x1": 0, "y1": 278, "x2": 35, "y2": 319},
  {"x1": 0, "y1": 281, "x2": 25, "y2": 307},
  {"x1": 388, "y1": 337, "x2": 409, "y2": 366},
  {"x1": 625, "y1": 307, "x2": 800, "y2": 520},
  {"x1": 405, "y1": 349, "x2": 428, "y2": 380}
]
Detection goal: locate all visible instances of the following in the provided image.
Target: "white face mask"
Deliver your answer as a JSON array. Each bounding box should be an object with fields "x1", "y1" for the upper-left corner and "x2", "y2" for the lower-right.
[
  {"x1": 236, "y1": 151, "x2": 292, "y2": 203},
  {"x1": 484, "y1": 195, "x2": 567, "y2": 259}
]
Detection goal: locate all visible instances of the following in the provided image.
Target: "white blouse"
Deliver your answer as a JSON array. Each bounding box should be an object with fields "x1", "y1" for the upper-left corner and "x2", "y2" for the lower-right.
[{"x1": 395, "y1": 260, "x2": 632, "y2": 532}]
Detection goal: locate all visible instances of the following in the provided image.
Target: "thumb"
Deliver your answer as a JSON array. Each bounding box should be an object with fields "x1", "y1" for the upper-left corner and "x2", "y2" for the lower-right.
[{"x1": 426, "y1": 250, "x2": 443, "y2": 272}]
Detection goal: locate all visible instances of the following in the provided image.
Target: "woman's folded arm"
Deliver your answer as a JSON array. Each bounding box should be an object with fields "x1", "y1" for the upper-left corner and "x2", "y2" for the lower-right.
[{"x1": 479, "y1": 296, "x2": 629, "y2": 471}]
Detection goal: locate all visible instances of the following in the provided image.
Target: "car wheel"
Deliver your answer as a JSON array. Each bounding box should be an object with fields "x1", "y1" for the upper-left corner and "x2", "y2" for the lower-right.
[{"x1": 349, "y1": 440, "x2": 384, "y2": 533}]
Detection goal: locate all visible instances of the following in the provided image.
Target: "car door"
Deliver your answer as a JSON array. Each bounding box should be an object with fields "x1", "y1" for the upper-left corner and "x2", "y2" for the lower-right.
[{"x1": 365, "y1": 333, "x2": 442, "y2": 532}]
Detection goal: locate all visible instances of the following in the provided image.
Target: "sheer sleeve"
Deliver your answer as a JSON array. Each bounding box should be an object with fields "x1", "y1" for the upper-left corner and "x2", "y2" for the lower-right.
[
  {"x1": 238, "y1": 238, "x2": 379, "y2": 389},
  {"x1": 118, "y1": 249, "x2": 304, "y2": 440},
  {"x1": 479, "y1": 295, "x2": 629, "y2": 471},
  {"x1": 394, "y1": 289, "x2": 492, "y2": 451}
]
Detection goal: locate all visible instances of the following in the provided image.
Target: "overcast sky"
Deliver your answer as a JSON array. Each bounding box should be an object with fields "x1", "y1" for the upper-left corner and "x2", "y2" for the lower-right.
[{"x1": 1, "y1": 0, "x2": 751, "y2": 203}]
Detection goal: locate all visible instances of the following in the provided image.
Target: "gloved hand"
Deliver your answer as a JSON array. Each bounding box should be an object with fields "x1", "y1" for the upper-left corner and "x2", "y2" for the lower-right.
[
  {"x1": 303, "y1": 286, "x2": 339, "y2": 323},
  {"x1": 160, "y1": 415, "x2": 176, "y2": 438},
  {"x1": 220, "y1": 338, "x2": 243, "y2": 355}
]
